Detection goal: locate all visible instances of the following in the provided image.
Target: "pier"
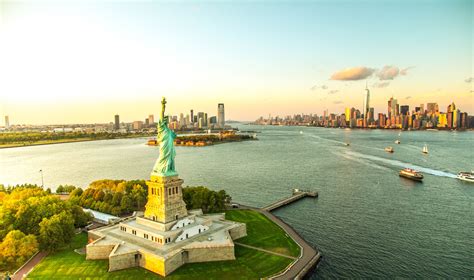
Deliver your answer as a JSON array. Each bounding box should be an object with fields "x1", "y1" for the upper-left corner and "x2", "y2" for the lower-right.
[{"x1": 263, "y1": 189, "x2": 318, "y2": 212}]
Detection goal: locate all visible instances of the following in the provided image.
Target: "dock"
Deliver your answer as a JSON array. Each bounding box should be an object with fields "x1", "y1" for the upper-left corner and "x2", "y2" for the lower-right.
[{"x1": 263, "y1": 189, "x2": 318, "y2": 212}]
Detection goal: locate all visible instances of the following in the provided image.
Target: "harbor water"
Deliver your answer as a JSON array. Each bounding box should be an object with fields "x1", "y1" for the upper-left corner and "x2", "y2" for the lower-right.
[{"x1": 1, "y1": 125, "x2": 473, "y2": 278}]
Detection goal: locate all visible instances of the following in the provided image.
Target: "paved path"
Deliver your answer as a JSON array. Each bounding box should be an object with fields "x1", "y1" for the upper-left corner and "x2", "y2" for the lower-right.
[
  {"x1": 234, "y1": 242, "x2": 297, "y2": 260},
  {"x1": 257, "y1": 209, "x2": 320, "y2": 280},
  {"x1": 12, "y1": 251, "x2": 47, "y2": 280}
]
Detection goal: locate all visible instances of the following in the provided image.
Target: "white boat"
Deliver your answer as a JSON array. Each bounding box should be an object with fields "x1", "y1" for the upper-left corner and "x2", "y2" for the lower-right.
[
  {"x1": 299, "y1": 131, "x2": 303, "y2": 134},
  {"x1": 422, "y1": 144, "x2": 429, "y2": 154},
  {"x1": 395, "y1": 140, "x2": 401, "y2": 144},
  {"x1": 457, "y1": 171, "x2": 474, "y2": 183},
  {"x1": 385, "y1": 146, "x2": 394, "y2": 153}
]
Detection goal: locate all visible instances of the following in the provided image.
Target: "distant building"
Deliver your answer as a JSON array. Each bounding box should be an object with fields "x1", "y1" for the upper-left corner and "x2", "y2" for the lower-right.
[
  {"x1": 427, "y1": 103, "x2": 438, "y2": 115},
  {"x1": 4, "y1": 116, "x2": 9, "y2": 129},
  {"x1": 114, "y1": 115, "x2": 120, "y2": 130},
  {"x1": 400, "y1": 105, "x2": 409, "y2": 116},
  {"x1": 133, "y1": 121, "x2": 144, "y2": 130},
  {"x1": 190, "y1": 110, "x2": 194, "y2": 124},
  {"x1": 217, "y1": 103, "x2": 225, "y2": 128},
  {"x1": 149, "y1": 114, "x2": 155, "y2": 126}
]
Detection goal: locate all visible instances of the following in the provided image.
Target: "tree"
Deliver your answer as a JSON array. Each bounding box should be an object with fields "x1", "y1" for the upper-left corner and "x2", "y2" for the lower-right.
[
  {"x1": 70, "y1": 205, "x2": 93, "y2": 228},
  {"x1": 39, "y1": 211, "x2": 75, "y2": 251},
  {"x1": 120, "y1": 196, "x2": 133, "y2": 213},
  {"x1": 111, "y1": 192, "x2": 123, "y2": 207},
  {"x1": 70, "y1": 188, "x2": 83, "y2": 197},
  {"x1": 0, "y1": 230, "x2": 38, "y2": 270}
]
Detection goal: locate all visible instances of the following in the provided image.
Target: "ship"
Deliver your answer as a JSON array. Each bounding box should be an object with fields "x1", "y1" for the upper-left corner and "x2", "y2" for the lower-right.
[
  {"x1": 422, "y1": 144, "x2": 429, "y2": 154},
  {"x1": 399, "y1": 168, "x2": 424, "y2": 181},
  {"x1": 385, "y1": 146, "x2": 394, "y2": 153},
  {"x1": 457, "y1": 171, "x2": 474, "y2": 183}
]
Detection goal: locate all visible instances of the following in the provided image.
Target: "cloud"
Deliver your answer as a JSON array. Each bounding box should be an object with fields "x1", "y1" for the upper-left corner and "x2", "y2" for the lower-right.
[
  {"x1": 465, "y1": 77, "x2": 473, "y2": 83},
  {"x1": 333, "y1": 100, "x2": 343, "y2": 104},
  {"x1": 376, "y1": 65, "x2": 414, "y2": 80},
  {"x1": 400, "y1": 66, "x2": 415, "y2": 75},
  {"x1": 376, "y1": 66, "x2": 400, "y2": 80},
  {"x1": 373, "y1": 82, "x2": 390, "y2": 88},
  {"x1": 328, "y1": 90, "x2": 339, "y2": 94},
  {"x1": 405, "y1": 96, "x2": 411, "y2": 100},
  {"x1": 330, "y1": 67, "x2": 375, "y2": 81},
  {"x1": 310, "y1": 84, "x2": 328, "y2": 91}
]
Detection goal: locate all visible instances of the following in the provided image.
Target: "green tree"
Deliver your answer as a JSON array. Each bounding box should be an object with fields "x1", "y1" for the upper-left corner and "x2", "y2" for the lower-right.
[
  {"x1": 70, "y1": 188, "x2": 83, "y2": 197},
  {"x1": 120, "y1": 196, "x2": 133, "y2": 213},
  {"x1": 39, "y1": 211, "x2": 75, "y2": 251}
]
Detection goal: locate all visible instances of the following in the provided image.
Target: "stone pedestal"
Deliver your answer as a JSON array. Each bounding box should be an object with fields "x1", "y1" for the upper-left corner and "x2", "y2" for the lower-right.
[{"x1": 144, "y1": 175, "x2": 188, "y2": 224}]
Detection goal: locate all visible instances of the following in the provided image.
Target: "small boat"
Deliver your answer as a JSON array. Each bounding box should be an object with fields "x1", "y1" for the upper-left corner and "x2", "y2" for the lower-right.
[
  {"x1": 399, "y1": 168, "x2": 424, "y2": 181},
  {"x1": 395, "y1": 140, "x2": 401, "y2": 144},
  {"x1": 344, "y1": 143, "x2": 350, "y2": 146},
  {"x1": 299, "y1": 131, "x2": 303, "y2": 134},
  {"x1": 457, "y1": 171, "x2": 474, "y2": 183},
  {"x1": 422, "y1": 144, "x2": 429, "y2": 154},
  {"x1": 385, "y1": 146, "x2": 394, "y2": 153}
]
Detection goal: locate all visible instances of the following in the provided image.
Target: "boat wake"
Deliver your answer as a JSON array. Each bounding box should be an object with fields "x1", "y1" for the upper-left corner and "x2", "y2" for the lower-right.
[{"x1": 343, "y1": 150, "x2": 457, "y2": 178}]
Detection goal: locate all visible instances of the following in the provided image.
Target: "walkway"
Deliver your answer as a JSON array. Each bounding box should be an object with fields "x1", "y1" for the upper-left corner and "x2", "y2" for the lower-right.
[
  {"x1": 234, "y1": 242, "x2": 297, "y2": 260},
  {"x1": 12, "y1": 251, "x2": 47, "y2": 280},
  {"x1": 258, "y1": 209, "x2": 320, "y2": 280}
]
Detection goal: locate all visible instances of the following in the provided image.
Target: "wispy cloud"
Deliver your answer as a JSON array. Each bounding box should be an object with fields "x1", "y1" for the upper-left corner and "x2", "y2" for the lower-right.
[
  {"x1": 377, "y1": 66, "x2": 400, "y2": 80},
  {"x1": 330, "y1": 67, "x2": 374, "y2": 81},
  {"x1": 310, "y1": 84, "x2": 328, "y2": 91},
  {"x1": 333, "y1": 100, "x2": 343, "y2": 104},
  {"x1": 373, "y1": 82, "x2": 390, "y2": 88},
  {"x1": 328, "y1": 90, "x2": 339, "y2": 94},
  {"x1": 465, "y1": 77, "x2": 473, "y2": 83},
  {"x1": 400, "y1": 66, "x2": 415, "y2": 76},
  {"x1": 405, "y1": 96, "x2": 411, "y2": 100}
]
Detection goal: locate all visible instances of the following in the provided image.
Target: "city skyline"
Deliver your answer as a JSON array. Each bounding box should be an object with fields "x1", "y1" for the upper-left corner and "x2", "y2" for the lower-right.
[{"x1": 0, "y1": 0, "x2": 472, "y2": 124}]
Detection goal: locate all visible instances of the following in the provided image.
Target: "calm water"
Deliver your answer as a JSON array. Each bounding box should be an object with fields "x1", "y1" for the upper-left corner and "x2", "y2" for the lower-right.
[{"x1": 1, "y1": 126, "x2": 473, "y2": 278}]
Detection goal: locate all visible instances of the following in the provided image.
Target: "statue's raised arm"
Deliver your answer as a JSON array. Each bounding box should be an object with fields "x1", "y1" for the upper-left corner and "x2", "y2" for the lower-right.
[{"x1": 161, "y1": 97, "x2": 167, "y2": 121}]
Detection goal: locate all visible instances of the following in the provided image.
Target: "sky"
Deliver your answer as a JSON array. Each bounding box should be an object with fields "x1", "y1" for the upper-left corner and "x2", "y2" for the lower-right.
[{"x1": 0, "y1": 0, "x2": 472, "y2": 124}]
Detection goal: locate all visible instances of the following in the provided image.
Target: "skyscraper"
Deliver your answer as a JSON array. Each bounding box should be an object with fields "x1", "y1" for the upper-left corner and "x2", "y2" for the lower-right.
[
  {"x1": 114, "y1": 115, "x2": 120, "y2": 130},
  {"x1": 4, "y1": 116, "x2": 9, "y2": 129},
  {"x1": 364, "y1": 84, "x2": 370, "y2": 123},
  {"x1": 190, "y1": 110, "x2": 194, "y2": 124},
  {"x1": 217, "y1": 103, "x2": 225, "y2": 129},
  {"x1": 400, "y1": 105, "x2": 410, "y2": 115},
  {"x1": 149, "y1": 114, "x2": 155, "y2": 125}
]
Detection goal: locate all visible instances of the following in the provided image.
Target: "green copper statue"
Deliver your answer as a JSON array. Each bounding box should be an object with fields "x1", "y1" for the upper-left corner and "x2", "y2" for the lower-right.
[{"x1": 152, "y1": 97, "x2": 178, "y2": 177}]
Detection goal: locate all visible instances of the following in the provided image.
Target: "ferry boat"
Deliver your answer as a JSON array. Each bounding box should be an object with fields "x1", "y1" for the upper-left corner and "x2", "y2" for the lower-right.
[
  {"x1": 399, "y1": 168, "x2": 424, "y2": 181},
  {"x1": 385, "y1": 146, "x2": 394, "y2": 153},
  {"x1": 422, "y1": 144, "x2": 429, "y2": 154},
  {"x1": 457, "y1": 171, "x2": 474, "y2": 183}
]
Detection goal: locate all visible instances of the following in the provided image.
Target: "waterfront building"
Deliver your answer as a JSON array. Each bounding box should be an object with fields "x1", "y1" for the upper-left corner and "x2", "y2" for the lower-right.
[
  {"x1": 345, "y1": 108, "x2": 351, "y2": 122},
  {"x1": 427, "y1": 103, "x2": 438, "y2": 115},
  {"x1": 133, "y1": 121, "x2": 144, "y2": 130},
  {"x1": 363, "y1": 85, "x2": 370, "y2": 126},
  {"x1": 114, "y1": 115, "x2": 120, "y2": 130},
  {"x1": 218, "y1": 103, "x2": 225, "y2": 129},
  {"x1": 145, "y1": 118, "x2": 149, "y2": 127},
  {"x1": 438, "y1": 113, "x2": 447, "y2": 128},
  {"x1": 149, "y1": 115, "x2": 155, "y2": 126},
  {"x1": 86, "y1": 98, "x2": 246, "y2": 276},
  {"x1": 190, "y1": 110, "x2": 194, "y2": 124},
  {"x1": 4, "y1": 116, "x2": 9, "y2": 129},
  {"x1": 400, "y1": 105, "x2": 409, "y2": 116}
]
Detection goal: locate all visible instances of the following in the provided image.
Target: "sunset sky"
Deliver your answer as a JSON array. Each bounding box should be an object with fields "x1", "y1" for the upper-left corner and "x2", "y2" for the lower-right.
[{"x1": 0, "y1": 0, "x2": 472, "y2": 124}]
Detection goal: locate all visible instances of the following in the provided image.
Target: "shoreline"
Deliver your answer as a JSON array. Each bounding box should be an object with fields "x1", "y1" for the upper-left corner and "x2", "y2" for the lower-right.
[
  {"x1": 247, "y1": 123, "x2": 474, "y2": 132},
  {"x1": 0, "y1": 135, "x2": 151, "y2": 150}
]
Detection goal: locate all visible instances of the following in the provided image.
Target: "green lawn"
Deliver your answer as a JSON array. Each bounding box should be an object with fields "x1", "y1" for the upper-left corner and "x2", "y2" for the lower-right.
[
  {"x1": 225, "y1": 210, "x2": 301, "y2": 257},
  {"x1": 28, "y1": 210, "x2": 296, "y2": 280}
]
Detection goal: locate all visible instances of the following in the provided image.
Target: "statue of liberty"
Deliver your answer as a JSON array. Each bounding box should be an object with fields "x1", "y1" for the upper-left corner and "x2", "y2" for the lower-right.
[{"x1": 152, "y1": 97, "x2": 178, "y2": 177}]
